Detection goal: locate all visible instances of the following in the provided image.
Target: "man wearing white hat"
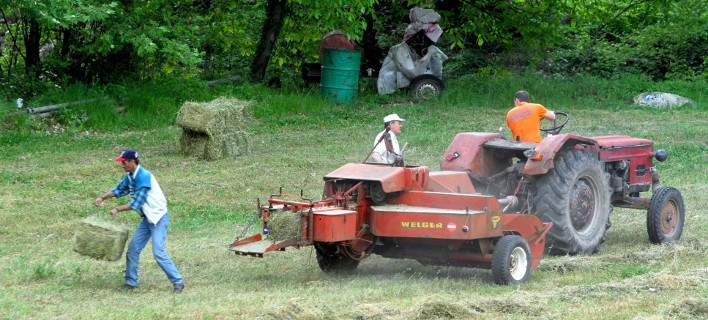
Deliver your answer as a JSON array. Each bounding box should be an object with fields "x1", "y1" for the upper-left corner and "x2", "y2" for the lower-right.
[{"x1": 370, "y1": 114, "x2": 405, "y2": 165}]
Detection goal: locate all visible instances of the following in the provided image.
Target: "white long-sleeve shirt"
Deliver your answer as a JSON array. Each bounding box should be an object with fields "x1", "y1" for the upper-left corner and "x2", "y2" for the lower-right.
[{"x1": 370, "y1": 130, "x2": 400, "y2": 164}]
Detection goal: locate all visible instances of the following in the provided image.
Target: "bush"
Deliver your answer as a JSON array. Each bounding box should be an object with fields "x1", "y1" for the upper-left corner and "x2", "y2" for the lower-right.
[{"x1": 544, "y1": 1, "x2": 707, "y2": 80}]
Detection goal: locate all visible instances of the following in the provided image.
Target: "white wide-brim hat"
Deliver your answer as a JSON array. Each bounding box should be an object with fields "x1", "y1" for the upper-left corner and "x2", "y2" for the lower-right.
[{"x1": 384, "y1": 114, "x2": 405, "y2": 123}]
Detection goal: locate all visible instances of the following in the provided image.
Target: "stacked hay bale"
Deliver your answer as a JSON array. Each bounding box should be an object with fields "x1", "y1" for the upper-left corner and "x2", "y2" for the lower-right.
[
  {"x1": 267, "y1": 212, "x2": 302, "y2": 241},
  {"x1": 176, "y1": 97, "x2": 251, "y2": 160},
  {"x1": 73, "y1": 216, "x2": 130, "y2": 261}
]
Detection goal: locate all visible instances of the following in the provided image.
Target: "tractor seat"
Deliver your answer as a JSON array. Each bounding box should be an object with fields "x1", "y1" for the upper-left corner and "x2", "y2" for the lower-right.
[
  {"x1": 483, "y1": 139, "x2": 536, "y2": 159},
  {"x1": 483, "y1": 139, "x2": 536, "y2": 152}
]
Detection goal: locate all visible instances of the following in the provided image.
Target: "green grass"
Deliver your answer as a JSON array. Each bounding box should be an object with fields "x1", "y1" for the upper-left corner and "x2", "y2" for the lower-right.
[{"x1": 0, "y1": 72, "x2": 706, "y2": 319}]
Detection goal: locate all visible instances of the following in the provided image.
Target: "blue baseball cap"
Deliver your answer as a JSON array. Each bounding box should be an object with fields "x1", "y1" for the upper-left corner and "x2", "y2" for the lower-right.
[{"x1": 115, "y1": 149, "x2": 139, "y2": 162}]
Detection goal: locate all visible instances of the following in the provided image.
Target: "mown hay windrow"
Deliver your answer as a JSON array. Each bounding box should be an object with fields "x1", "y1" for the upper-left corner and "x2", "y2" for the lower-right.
[
  {"x1": 261, "y1": 299, "x2": 331, "y2": 320},
  {"x1": 353, "y1": 303, "x2": 398, "y2": 320},
  {"x1": 538, "y1": 256, "x2": 590, "y2": 274},
  {"x1": 668, "y1": 298, "x2": 708, "y2": 319},
  {"x1": 176, "y1": 97, "x2": 251, "y2": 160},
  {"x1": 73, "y1": 216, "x2": 130, "y2": 261},
  {"x1": 268, "y1": 212, "x2": 301, "y2": 241},
  {"x1": 416, "y1": 301, "x2": 479, "y2": 320},
  {"x1": 484, "y1": 297, "x2": 540, "y2": 315}
]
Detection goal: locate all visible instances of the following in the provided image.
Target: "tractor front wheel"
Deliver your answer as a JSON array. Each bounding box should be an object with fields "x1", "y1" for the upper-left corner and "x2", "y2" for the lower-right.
[
  {"x1": 314, "y1": 243, "x2": 360, "y2": 273},
  {"x1": 531, "y1": 149, "x2": 611, "y2": 255},
  {"x1": 491, "y1": 235, "x2": 531, "y2": 285},
  {"x1": 647, "y1": 186, "x2": 685, "y2": 244}
]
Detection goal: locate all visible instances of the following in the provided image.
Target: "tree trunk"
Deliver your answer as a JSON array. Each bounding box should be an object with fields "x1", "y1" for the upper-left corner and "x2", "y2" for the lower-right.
[
  {"x1": 250, "y1": 0, "x2": 287, "y2": 82},
  {"x1": 24, "y1": 17, "x2": 40, "y2": 76},
  {"x1": 360, "y1": 11, "x2": 383, "y2": 76},
  {"x1": 60, "y1": 27, "x2": 74, "y2": 58}
]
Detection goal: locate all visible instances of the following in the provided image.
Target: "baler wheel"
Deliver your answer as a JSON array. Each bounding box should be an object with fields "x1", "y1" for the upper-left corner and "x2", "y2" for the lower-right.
[
  {"x1": 647, "y1": 186, "x2": 685, "y2": 244},
  {"x1": 314, "y1": 243, "x2": 359, "y2": 273},
  {"x1": 531, "y1": 149, "x2": 611, "y2": 255},
  {"x1": 491, "y1": 235, "x2": 531, "y2": 285}
]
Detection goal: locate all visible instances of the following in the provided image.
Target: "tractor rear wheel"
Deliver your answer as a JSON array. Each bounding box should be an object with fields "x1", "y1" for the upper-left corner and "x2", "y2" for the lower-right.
[
  {"x1": 647, "y1": 186, "x2": 685, "y2": 244},
  {"x1": 491, "y1": 235, "x2": 531, "y2": 285},
  {"x1": 531, "y1": 149, "x2": 611, "y2": 255},
  {"x1": 314, "y1": 243, "x2": 359, "y2": 273}
]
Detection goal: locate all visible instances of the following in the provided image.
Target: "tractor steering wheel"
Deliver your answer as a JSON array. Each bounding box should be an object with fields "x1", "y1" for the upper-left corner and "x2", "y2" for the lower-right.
[{"x1": 540, "y1": 111, "x2": 569, "y2": 135}]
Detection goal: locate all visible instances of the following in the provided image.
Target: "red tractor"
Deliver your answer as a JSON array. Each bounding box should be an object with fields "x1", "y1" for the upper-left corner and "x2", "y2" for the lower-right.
[{"x1": 230, "y1": 112, "x2": 684, "y2": 284}]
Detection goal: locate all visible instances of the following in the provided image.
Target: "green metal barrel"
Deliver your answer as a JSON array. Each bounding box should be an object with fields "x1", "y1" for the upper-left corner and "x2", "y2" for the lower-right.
[{"x1": 320, "y1": 48, "x2": 361, "y2": 104}]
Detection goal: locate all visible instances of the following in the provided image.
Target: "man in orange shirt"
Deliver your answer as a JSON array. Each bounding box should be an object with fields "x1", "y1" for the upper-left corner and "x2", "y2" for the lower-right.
[{"x1": 506, "y1": 90, "x2": 556, "y2": 143}]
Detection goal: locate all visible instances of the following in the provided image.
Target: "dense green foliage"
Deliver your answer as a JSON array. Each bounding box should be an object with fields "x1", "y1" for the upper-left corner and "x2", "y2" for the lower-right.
[
  {"x1": 546, "y1": 0, "x2": 708, "y2": 80},
  {"x1": 0, "y1": 0, "x2": 705, "y2": 100}
]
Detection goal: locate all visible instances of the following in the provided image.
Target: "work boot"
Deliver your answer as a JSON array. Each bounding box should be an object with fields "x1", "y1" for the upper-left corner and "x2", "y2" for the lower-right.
[
  {"x1": 173, "y1": 282, "x2": 184, "y2": 294},
  {"x1": 118, "y1": 284, "x2": 136, "y2": 292}
]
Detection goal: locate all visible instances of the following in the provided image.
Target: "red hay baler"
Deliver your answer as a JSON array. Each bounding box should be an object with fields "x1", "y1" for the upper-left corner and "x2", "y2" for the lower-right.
[
  {"x1": 231, "y1": 164, "x2": 552, "y2": 285},
  {"x1": 230, "y1": 114, "x2": 685, "y2": 285}
]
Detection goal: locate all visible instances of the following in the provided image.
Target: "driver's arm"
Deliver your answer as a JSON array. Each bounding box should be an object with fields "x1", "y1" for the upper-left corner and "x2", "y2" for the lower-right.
[{"x1": 543, "y1": 110, "x2": 556, "y2": 121}]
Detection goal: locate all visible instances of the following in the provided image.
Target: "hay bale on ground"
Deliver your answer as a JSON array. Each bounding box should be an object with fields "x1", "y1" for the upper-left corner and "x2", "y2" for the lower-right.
[
  {"x1": 176, "y1": 97, "x2": 251, "y2": 160},
  {"x1": 268, "y1": 212, "x2": 302, "y2": 241},
  {"x1": 73, "y1": 216, "x2": 130, "y2": 261}
]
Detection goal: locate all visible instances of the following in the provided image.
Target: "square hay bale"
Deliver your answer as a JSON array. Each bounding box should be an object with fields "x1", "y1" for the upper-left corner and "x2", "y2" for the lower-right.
[
  {"x1": 73, "y1": 216, "x2": 130, "y2": 261},
  {"x1": 268, "y1": 212, "x2": 302, "y2": 241},
  {"x1": 176, "y1": 97, "x2": 251, "y2": 160}
]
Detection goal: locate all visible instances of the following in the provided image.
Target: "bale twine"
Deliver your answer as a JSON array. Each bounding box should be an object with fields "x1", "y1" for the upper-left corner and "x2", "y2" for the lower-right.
[
  {"x1": 73, "y1": 216, "x2": 130, "y2": 261},
  {"x1": 176, "y1": 97, "x2": 251, "y2": 160},
  {"x1": 268, "y1": 212, "x2": 302, "y2": 241}
]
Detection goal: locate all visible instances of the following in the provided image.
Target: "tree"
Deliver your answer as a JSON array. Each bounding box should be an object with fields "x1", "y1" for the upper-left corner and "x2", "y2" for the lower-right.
[{"x1": 250, "y1": 0, "x2": 288, "y2": 82}]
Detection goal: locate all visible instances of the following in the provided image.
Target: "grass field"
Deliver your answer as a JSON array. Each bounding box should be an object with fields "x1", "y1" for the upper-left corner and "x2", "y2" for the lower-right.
[{"x1": 0, "y1": 73, "x2": 706, "y2": 319}]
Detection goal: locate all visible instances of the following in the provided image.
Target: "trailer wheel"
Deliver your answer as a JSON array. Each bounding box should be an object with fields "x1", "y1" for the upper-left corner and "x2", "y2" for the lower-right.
[
  {"x1": 409, "y1": 75, "x2": 443, "y2": 100},
  {"x1": 647, "y1": 186, "x2": 685, "y2": 244},
  {"x1": 531, "y1": 149, "x2": 611, "y2": 255},
  {"x1": 492, "y1": 235, "x2": 531, "y2": 285},
  {"x1": 314, "y1": 243, "x2": 359, "y2": 273}
]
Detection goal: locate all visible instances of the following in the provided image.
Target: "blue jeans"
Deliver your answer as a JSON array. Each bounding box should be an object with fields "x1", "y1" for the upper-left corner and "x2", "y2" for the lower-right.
[{"x1": 125, "y1": 212, "x2": 183, "y2": 287}]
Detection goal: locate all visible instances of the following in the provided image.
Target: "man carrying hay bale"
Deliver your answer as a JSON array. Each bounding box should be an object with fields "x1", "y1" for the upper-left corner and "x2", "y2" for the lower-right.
[{"x1": 95, "y1": 149, "x2": 185, "y2": 293}]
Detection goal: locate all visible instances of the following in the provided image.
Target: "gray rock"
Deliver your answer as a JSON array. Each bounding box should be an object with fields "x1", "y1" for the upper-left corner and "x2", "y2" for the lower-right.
[{"x1": 634, "y1": 92, "x2": 694, "y2": 108}]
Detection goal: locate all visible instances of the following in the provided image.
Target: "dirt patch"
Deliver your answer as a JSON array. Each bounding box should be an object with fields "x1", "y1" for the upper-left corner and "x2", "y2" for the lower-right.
[{"x1": 416, "y1": 301, "x2": 480, "y2": 320}]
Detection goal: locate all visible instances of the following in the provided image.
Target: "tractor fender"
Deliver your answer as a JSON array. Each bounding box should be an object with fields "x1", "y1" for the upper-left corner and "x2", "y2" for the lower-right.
[
  {"x1": 440, "y1": 132, "x2": 505, "y2": 176},
  {"x1": 523, "y1": 134, "x2": 599, "y2": 176}
]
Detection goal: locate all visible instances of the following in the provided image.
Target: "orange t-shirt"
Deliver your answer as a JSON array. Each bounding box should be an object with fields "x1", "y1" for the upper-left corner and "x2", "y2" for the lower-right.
[{"x1": 506, "y1": 102, "x2": 548, "y2": 143}]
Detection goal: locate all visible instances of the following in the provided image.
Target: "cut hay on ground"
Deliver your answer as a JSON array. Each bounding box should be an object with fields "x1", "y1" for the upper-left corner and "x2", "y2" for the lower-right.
[
  {"x1": 669, "y1": 298, "x2": 708, "y2": 319},
  {"x1": 417, "y1": 301, "x2": 479, "y2": 320},
  {"x1": 176, "y1": 97, "x2": 251, "y2": 160},
  {"x1": 73, "y1": 216, "x2": 130, "y2": 261},
  {"x1": 267, "y1": 212, "x2": 302, "y2": 241},
  {"x1": 261, "y1": 298, "x2": 331, "y2": 320}
]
